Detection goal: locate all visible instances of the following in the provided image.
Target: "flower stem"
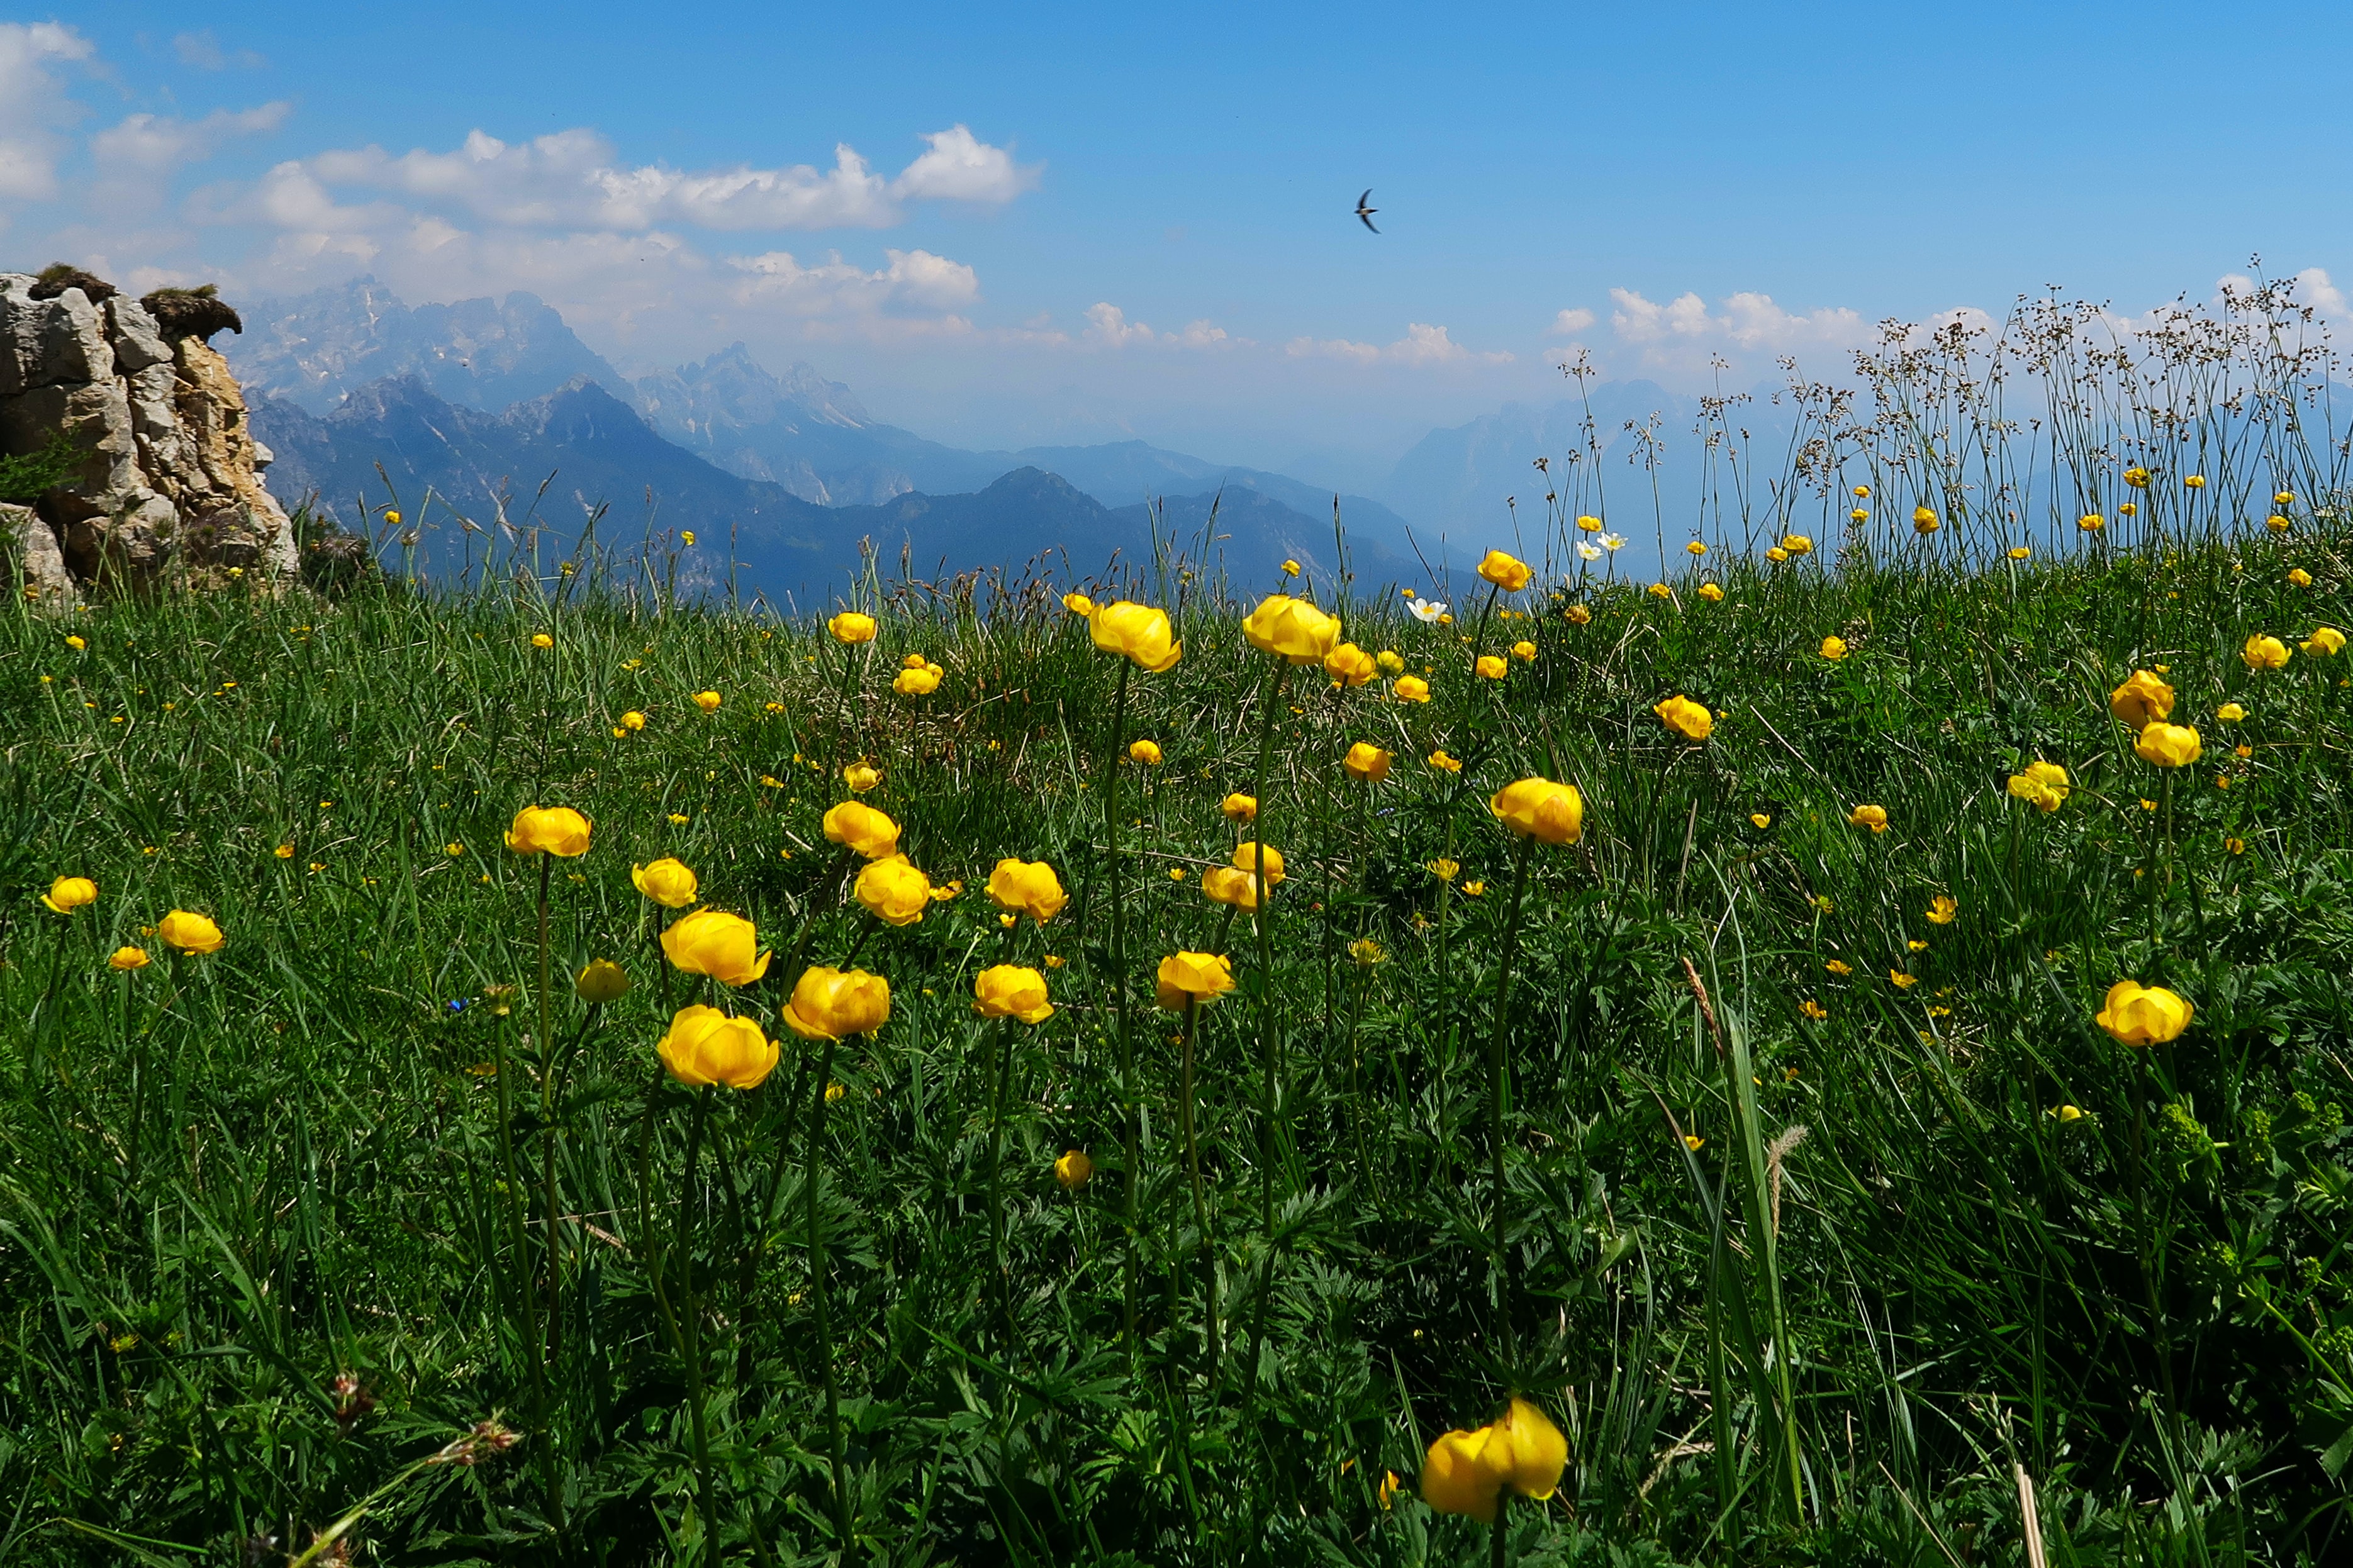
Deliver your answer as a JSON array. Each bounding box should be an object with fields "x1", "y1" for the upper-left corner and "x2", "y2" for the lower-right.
[
  {"x1": 678, "y1": 1091, "x2": 722, "y2": 1561},
  {"x1": 534, "y1": 857, "x2": 563, "y2": 1377},
  {"x1": 1489, "y1": 833, "x2": 1534, "y2": 1362}
]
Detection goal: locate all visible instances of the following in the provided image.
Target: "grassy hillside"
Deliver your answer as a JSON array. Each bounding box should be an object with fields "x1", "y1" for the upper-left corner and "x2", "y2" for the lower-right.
[{"x1": 2, "y1": 486, "x2": 2349, "y2": 1565}]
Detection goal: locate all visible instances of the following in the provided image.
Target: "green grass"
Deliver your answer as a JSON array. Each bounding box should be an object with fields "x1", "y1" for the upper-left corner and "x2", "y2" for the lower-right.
[{"x1": 4, "y1": 460, "x2": 2353, "y2": 1561}]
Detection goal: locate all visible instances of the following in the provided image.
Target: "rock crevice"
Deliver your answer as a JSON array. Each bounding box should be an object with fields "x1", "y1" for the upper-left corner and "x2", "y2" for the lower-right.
[{"x1": 0, "y1": 270, "x2": 296, "y2": 604}]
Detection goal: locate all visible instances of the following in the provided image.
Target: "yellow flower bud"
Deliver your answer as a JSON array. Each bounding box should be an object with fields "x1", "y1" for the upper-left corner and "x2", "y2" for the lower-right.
[
  {"x1": 827, "y1": 611, "x2": 878, "y2": 644},
  {"x1": 1488, "y1": 777, "x2": 1583, "y2": 844},
  {"x1": 505, "y1": 804, "x2": 593, "y2": 857},
  {"x1": 822, "y1": 801, "x2": 902, "y2": 860},
  {"x1": 1088, "y1": 601, "x2": 1182, "y2": 672},
  {"x1": 1342, "y1": 742, "x2": 1392, "y2": 782},
  {"x1": 158, "y1": 909, "x2": 225, "y2": 954},
  {"x1": 660, "y1": 909, "x2": 772, "y2": 985},
  {"x1": 780, "y1": 965, "x2": 891, "y2": 1041},
  {"x1": 109, "y1": 945, "x2": 151, "y2": 971},
  {"x1": 1154, "y1": 951, "x2": 1236, "y2": 1009},
  {"x1": 630, "y1": 857, "x2": 698, "y2": 908},
  {"x1": 987, "y1": 858, "x2": 1069, "y2": 923},
  {"x1": 575, "y1": 959, "x2": 630, "y2": 1003},
  {"x1": 1054, "y1": 1149, "x2": 1093, "y2": 1188},
  {"x1": 973, "y1": 964, "x2": 1053, "y2": 1023},
  {"x1": 855, "y1": 855, "x2": 934, "y2": 926},
  {"x1": 42, "y1": 875, "x2": 96, "y2": 914},
  {"x1": 1654, "y1": 694, "x2": 1712, "y2": 742},
  {"x1": 656, "y1": 1004, "x2": 779, "y2": 1089},
  {"x1": 1476, "y1": 549, "x2": 1533, "y2": 590}
]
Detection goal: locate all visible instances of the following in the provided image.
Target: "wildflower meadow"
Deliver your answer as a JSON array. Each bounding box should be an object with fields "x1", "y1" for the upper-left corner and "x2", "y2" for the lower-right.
[{"x1": 4, "y1": 289, "x2": 2353, "y2": 1565}]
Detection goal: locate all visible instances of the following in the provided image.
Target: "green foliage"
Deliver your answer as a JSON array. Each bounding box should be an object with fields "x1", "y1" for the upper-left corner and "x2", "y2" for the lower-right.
[{"x1": 0, "y1": 431, "x2": 84, "y2": 504}]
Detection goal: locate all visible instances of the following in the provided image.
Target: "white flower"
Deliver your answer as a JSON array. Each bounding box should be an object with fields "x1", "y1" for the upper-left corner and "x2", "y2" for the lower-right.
[
  {"x1": 1575, "y1": 543, "x2": 1603, "y2": 561},
  {"x1": 1600, "y1": 533, "x2": 1627, "y2": 552},
  {"x1": 1408, "y1": 599, "x2": 1448, "y2": 623}
]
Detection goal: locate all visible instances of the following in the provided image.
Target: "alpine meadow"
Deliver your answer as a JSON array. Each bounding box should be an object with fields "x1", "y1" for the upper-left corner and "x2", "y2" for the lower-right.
[{"x1": 9, "y1": 281, "x2": 2353, "y2": 1568}]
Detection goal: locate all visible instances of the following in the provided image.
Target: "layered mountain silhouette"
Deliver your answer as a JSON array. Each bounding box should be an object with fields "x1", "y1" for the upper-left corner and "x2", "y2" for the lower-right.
[{"x1": 249, "y1": 376, "x2": 1401, "y2": 602}]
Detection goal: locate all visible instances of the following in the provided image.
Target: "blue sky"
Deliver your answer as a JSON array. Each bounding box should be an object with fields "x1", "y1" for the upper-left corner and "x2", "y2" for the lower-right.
[{"x1": 14, "y1": 1, "x2": 2353, "y2": 476}]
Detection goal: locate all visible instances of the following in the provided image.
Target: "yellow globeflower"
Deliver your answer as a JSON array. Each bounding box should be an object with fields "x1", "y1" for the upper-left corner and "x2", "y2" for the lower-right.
[
  {"x1": 855, "y1": 855, "x2": 934, "y2": 926},
  {"x1": 576, "y1": 959, "x2": 631, "y2": 1003},
  {"x1": 531, "y1": 632, "x2": 553, "y2": 650},
  {"x1": 2108, "y1": 669, "x2": 2175, "y2": 730},
  {"x1": 1697, "y1": 582, "x2": 1724, "y2": 602},
  {"x1": 2007, "y1": 760, "x2": 2071, "y2": 812},
  {"x1": 1221, "y1": 792, "x2": 1259, "y2": 822},
  {"x1": 2216, "y1": 702, "x2": 2246, "y2": 722},
  {"x1": 660, "y1": 909, "x2": 772, "y2": 985},
  {"x1": 1489, "y1": 777, "x2": 1584, "y2": 844},
  {"x1": 1655, "y1": 694, "x2": 1713, "y2": 742},
  {"x1": 1232, "y1": 842, "x2": 1285, "y2": 886},
  {"x1": 1848, "y1": 804, "x2": 1889, "y2": 833},
  {"x1": 1926, "y1": 894, "x2": 1958, "y2": 925},
  {"x1": 1154, "y1": 951, "x2": 1236, "y2": 1010},
  {"x1": 2008, "y1": 545, "x2": 2032, "y2": 560},
  {"x1": 1475, "y1": 654, "x2": 1508, "y2": 680},
  {"x1": 1129, "y1": 738, "x2": 1163, "y2": 765},
  {"x1": 656, "y1": 1004, "x2": 780, "y2": 1089},
  {"x1": 1782, "y1": 534, "x2": 1814, "y2": 555},
  {"x1": 2184, "y1": 474, "x2": 2205, "y2": 489},
  {"x1": 1565, "y1": 604, "x2": 1592, "y2": 625},
  {"x1": 42, "y1": 875, "x2": 96, "y2": 914},
  {"x1": 2134, "y1": 723, "x2": 2202, "y2": 768},
  {"x1": 2123, "y1": 465, "x2": 2150, "y2": 488},
  {"x1": 2094, "y1": 980, "x2": 2193, "y2": 1045},
  {"x1": 1280, "y1": 558, "x2": 1301, "y2": 577},
  {"x1": 2288, "y1": 568, "x2": 2314, "y2": 587},
  {"x1": 108, "y1": 945, "x2": 151, "y2": 971},
  {"x1": 1323, "y1": 642, "x2": 1378, "y2": 686},
  {"x1": 631, "y1": 857, "x2": 698, "y2": 908},
  {"x1": 2267, "y1": 514, "x2": 2291, "y2": 533},
  {"x1": 1062, "y1": 591, "x2": 1095, "y2": 616},
  {"x1": 505, "y1": 804, "x2": 593, "y2": 857},
  {"x1": 1375, "y1": 649, "x2": 1406, "y2": 674},
  {"x1": 1576, "y1": 513, "x2": 1603, "y2": 531},
  {"x1": 1766, "y1": 547, "x2": 1789, "y2": 564},
  {"x1": 693, "y1": 690, "x2": 722, "y2": 713},
  {"x1": 1913, "y1": 505, "x2": 1940, "y2": 533},
  {"x1": 1685, "y1": 540, "x2": 1708, "y2": 557},
  {"x1": 842, "y1": 762, "x2": 881, "y2": 792},
  {"x1": 620, "y1": 710, "x2": 647, "y2": 732},
  {"x1": 1394, "y1": 676, "x2": 1431, "y2": 703},
  {"x1": 893, "y1": 663, "x2": 944, "y2": 695},
  {"x1": 1054, "y1": 1149, "x2": 1093, "y2": 1189},
  {"x1": 973, "y1": 964, "x2": 1054, "y2": 1023},
  {"x1": 1477, "y1": 549, "x2": 1534, "y2": 590},
  {"x1": 1420, "y1": 1398, "x2": 1566, "y2": 1522},
  {"x1": 2241, "y1": 634, "x2": 2291, "y2": 671},
  {"x1": 1342, "y1": 742, "x2": 1393, "y2": 782},
  {"x1": 827, "y1": 611, "x2": 878, "y2": 645},
  {"x1": 1819, "y1": 635, "x2": 1848, "y2": 660},
  {"x1": 158, "y1": 909, "x2": 225, "y2": 954},
  {"x1": 2079, "y1": 513, "x2": 2105, "y2": 533},
  {"x1": 2276, "y1": 489, "x2": 2297, "y2": 506},
  {"x1": 1088, "y1": 601, "x2": 1183, "y2": 672},
  {"x1": 1201, "y1": 865, "x2": 1264, "y2": 911},
  {"x1": 1511, "y1": 640, "x2": 1537, "y2": 660},
  {"x1": 987, "y1": 859, "x2": 1069, "y2": 923},
  {"x1": 823, "y1": 801, "x2": 902, "y2": 860},
  {"x1": 780, "y1": 965, "x2": 892, "y2": 1041},
  {"x1": 1428, "y1": 748, "x2": 1463, "y2": 773},
  {"x1": 2302, "y1": 626, "x2": 2345, "y2": 656},
  {"x1": 1242, "y1": 594, "x2": 1342, "y2": 664}
]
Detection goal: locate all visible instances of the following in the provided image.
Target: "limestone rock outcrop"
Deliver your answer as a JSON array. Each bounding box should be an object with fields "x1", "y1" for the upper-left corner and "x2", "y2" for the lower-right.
[{"x1": 0, "y1": 270, "x2": 298, "y2": 604}]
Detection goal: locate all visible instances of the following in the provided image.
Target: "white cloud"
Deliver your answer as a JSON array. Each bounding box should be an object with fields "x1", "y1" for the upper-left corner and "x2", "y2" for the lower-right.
[
  {"x1": 91, "y1": 103, "x2": 289, "y2": 211},
  {"x1": 1607, "y1": 287, "x2": 1877, "y2": 367},
  {"x1": 0, "y1": 21, "x2": 95, "y2": 202},
  {"x1": 732, "y1": 246, "x2": 980, "y2": 319},
  {"x1": 1550, "y1": 306, "x2": 1596, "y2": 335},
  {"x1": 171, "y1": 31, "x2": 265, "y2": 70},
  {"x1": 1284, "y1": 321, "x2": 1512, "y2": 366},
  {"x1": 281, "y1": 123, "x2": 1038, "y2": 234},
  {"x1": 1080, "y1": 302, "x2": 1237, "y2": 348}
]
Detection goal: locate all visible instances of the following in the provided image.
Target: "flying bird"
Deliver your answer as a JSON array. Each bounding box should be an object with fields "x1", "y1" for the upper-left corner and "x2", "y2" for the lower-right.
[{"x1": 1355, "y1": 189, "x2": 1379, "y2": 233}]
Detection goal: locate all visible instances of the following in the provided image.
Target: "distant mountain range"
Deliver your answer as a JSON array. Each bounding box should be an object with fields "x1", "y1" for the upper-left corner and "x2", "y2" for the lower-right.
[{"x1": 235, "y1": 277, "x2": 1760, "y2": 595}]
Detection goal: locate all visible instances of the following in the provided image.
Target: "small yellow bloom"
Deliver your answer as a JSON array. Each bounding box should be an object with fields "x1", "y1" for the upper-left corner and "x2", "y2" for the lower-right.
[
  {"x1": 2118, "y1": 501, "x2": 2136, "y2": 516},
  {"x1": 1782, "y1": 533, "x2": 1814, "y2": 556},
  {"x1": 2133, "y1": 723, "x2": 2203, "y2": 769},
  {"x1": 2226, "y1": 837, "x2": 2246, "y2": 855},
  {"x1": 1062, "y1": 591, "x2": 1095, "y2": 616},
  {"x1": 2303, "y1": 625, "x2": 2345, "y2": 656},
  {"x1": 2007, "y1": 759, "x2": 2071, "y2": 813},
  {"x1": 987, "y1": 858, "x2": 1068, "y2": 923},
  {"x1": 1477, "y1": 549, "x2": 1534, "y2": 590},
  {"x1": 1890, "y1": 971, "x2": 1918, "y2": 989},
  {"x1": 1221, "y1": 792, "x2": 1258, "y2": 821},
  {"x1": 1241, "y1": 594, "x2": 1341, "y2": 664},
  {"x1": 1428, "y1": 748, "x2": 1463, "y2": 773},
  {"x1": 1323, "y1": 642, "x2": 1378, "y2": 686},
  {"x1": 1154, "y1": 951, "x2": 1236, "y2": 1010},
  {"x1": 1342, "y1": 742, "x2": 1392, "y2": 782},
  {"x1": 159, "y1": 909, "x2": 225, "y2": 954},
  {"x1": 1281, "y1": 558, "x2": 1301, "y2": 577},
  {"x1": 827, "y1": 611, "x2": 878, "y2": 645},
  {"x1": 1375, "y1": 648, "x2": 1405, "y2": 674},
  {"x1": 1848, "y1": 803, "x2": 1889, "y2": 833},
  {"x1": 1849, "y1": 508, "x2": 1869, "y2": 523},
  {"x1": 893, "y1": 662, "x2": 944, "y2": 696},
  {"x1": 824, "y1": 801, "x2": 902, "y2": 860},
  {"x1": 1461, "y1": 879, "x2": 1486, "y2": 896},
  {"x1": 1427, "y1": 858, "x2": 1460, "y2": 879},
  {"x1": 2123, "y1": 466, "x2": 2150, "y2": 488},
  {"x1": 1489, "y1": 777, "x2": 1584, "y2": 844},
  {"x1": 657, "y1": 1004, "x2": 779, "y2": 1089},
  {"x1": 1926, "y1": 894, "x2": 1957, "y2": 925},
  {"x1": 1801, "y1": 999, "x2": 1828, "y2": 1021},
  {"x1": 620, "y1": 710, "x2": 647, "y2": 731},
  {"x1": 1564, "y1": 604, "x2": 1592, "y2": 625},
  {"x1": 2242, "y1": 634, "x2": 2291, "y2": 671},
  {"x1": 1697, "y1": 582, "x2": 1724, "y2": 602},
  {"x1": 1908, "y1": 938, "x2": 1929, "y2": 953},
  {"x1": 1655, "y1": 694, "x2": 1713, "y2": 742},
  {"x1": 1853, "y1": 485, "x2": 1870, "y2": 498},
  {"x1": 680, "y1": 530, "x2": 696, "y2": 546},
  {"x1": 1819, "y1": 635, "x2": 1848, "y2": 660},
  {"x1": 2094, "y1": 979, "x2": 2193, "y2": 1045},
  {"x1": 975, "y1": 964, "x2": 1054, "y2": 1023},
  {"x1": 2276, "y1": 490, "x2": 2297, "y2": 506},
  {"x1": 383, "y1": 509, "x2": 402, "y2": 526},
  {"x1": 1648, "y1": 582, "x2": 1672, "y2": 599},
  {"x1": 2008, "y1": 545, "x2": 2032, "y2": 560},
  {"x1": 2184, "y1": 474, "x2": 2205, "y2": 489},
  {"x1": 1393, "y1": 675, "x2": 1431, "y2": 703},
  {"x1": 1349, "y1": 937, "x2": 1386, "y2": 967},
  {"x1": 2268, "y1": 514, "x2": 2292, "y2": 533},
  {"x1": 1129, "y1": 738, "x2": 1163, "y2": 765},
  {"x1": 2079, "y1": 513, "x2": 2105, "y2": 533},
  {"x1": 1826, "y1": 960, "x2": 1853, "y2": 976},
  {"x1": 1682, "y1": 1134, "x2": 1704, "y2": 1152},
  {"x1": 693, "y1": 689, "x2": 722, "y2": 712},
  {"x1": 42, "y1": 875, "x2": 96, "y2": 914},
  {"x1": 531, "y1": 633, "x2": 553, "y2": 650},
  {"x1": 781, "y1": 965, "x2": 891, "y2": 1041},
  {"x1": 1475, "y1": 653, "x2": 1507, "y2": 680},
  {"x1": 2216, "y1": 702, "x2": 2245, "y2": 722},
  {"x1": 505, "y1": 805, "x2": 593, "y2": 857},
  {"x1": 855, "y1": 856, "x2": 933, "y2": 926},
  {"x1": 632, "y1": 857, "x2": 698, "y2": 908},
  {"x1": 109, "y1": 945, "x2": 150, "y2": 971},
  {"x1": 1750, "y1": 813, "x2": 1770, "y2": 829},
  {"x1": 2109, "y1": 669, "x2": 2175, "y2": 729},
  {"x1": 1511, "y1": 639, "x2": 1537, "y2": 661},
  {"x1": 1576, "y1": 513, "x2": 1603, "y2": 531},
  {"x1": 1912, "y1": 505, "x2": 1939, "y2": 533},
  {"x1": 1685, "y1": 540, "x2": 1708, "y2": 557},
  {"x1": 843, "y1": 762, "x2": 881, "y2": 792},
  {"x1": 576, "y1": 959, "x2": 630, "y2": 1003},
  {"x1": 661, "y1": 909, "x2": 771, "y2": 985},
  {"x1": 1054, "y1": 1149, "x2": 1093, "y2": 1189}
]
